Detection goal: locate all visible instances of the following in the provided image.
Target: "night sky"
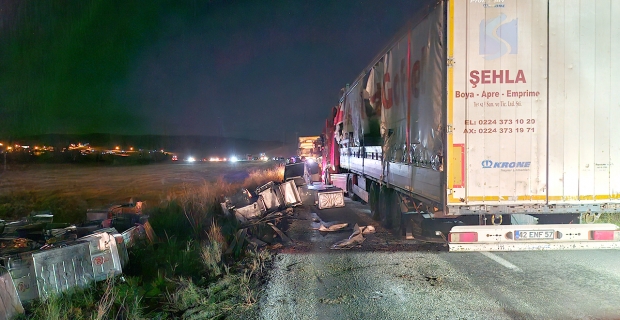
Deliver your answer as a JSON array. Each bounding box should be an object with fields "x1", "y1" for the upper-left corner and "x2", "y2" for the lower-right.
[{"x1": 1, "y1": 0, "x2": 428, "y2": 142}]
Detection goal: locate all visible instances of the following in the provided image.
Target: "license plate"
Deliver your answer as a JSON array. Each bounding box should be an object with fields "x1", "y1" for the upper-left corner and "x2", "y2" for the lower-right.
[{"x1": 514, "y1": 230, "x2": 555, "y2": 240}]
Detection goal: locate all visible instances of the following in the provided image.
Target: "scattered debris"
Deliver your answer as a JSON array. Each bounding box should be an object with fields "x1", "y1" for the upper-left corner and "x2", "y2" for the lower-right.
[
  {"x1": 331, "y1": 224, "x2": 366, "y2": 249},
  {"x1": 220, "y1": 180, "x2": 302, "y2": 250},
  {"x1": 0, "y1": 201, "x2": 153, "y2": 315},
  {"x1": 330, "y1": 224, "x2": 375, "y2": 249},
  {"x1": 318, "y1": 223, "x2": 349, "y2": 232},
  {"x1": 309, "y1": 213, "x2": 350, "y2": 232}
]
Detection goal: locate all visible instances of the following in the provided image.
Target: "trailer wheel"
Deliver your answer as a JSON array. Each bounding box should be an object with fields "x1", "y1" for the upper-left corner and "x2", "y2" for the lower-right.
[
  {"x1": 379, "y1": 186, "x2": 393, "y2": 228},
  {"x1": 369, "y1": 182, "x2": 380, "y2": 221},
  {"x1": 389, "y1": 191, "x2": 403, "y2": 236}
]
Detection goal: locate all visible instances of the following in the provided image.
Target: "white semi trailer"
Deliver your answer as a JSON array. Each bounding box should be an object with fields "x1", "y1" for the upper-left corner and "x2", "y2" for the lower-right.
[{"x1": 328, "y1": 0, "x2": 620, "y2": 251}]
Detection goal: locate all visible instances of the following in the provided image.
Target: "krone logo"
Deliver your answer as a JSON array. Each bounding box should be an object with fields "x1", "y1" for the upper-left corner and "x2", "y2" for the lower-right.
[{"x1": 481, "y1": 160, "x2": 493, "y2": 168}]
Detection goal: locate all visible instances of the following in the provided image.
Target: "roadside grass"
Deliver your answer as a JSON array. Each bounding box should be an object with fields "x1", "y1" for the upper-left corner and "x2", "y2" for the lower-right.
[{"x1": 12, "y1": 165, "x2": 283, "y2": 319}]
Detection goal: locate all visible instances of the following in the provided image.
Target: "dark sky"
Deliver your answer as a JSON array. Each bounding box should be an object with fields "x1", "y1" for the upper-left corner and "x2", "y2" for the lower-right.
[{"x1": 1, "y1": 0, "x2": 428, "y2": 142}]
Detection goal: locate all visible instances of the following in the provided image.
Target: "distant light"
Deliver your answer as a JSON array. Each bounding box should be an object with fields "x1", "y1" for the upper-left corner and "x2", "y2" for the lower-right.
[
  {"x1": 230, "y1": 156, "x2": 238, "y2": 162},
  {"x1": 187, "y1": 156, "x2": 196, "y2": 162},
  {"x1": 306, "y1": 158, "x2": 314, "y2": 164},
  {"x1": 115, "y1": 146, "x2": 120, "y2": 150},
  {"x1": 130, "y1": 147, "x2": 134, "y2": 151}
]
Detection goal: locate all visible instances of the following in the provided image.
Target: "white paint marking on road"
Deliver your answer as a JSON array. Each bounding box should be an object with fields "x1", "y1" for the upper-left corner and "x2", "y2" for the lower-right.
[{"x1": 480, "y1": 252, "x2": 522, "y2": 272}]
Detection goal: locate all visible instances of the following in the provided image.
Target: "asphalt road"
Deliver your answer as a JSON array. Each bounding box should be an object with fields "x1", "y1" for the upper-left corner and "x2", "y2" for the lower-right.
[{"x1": 258, "y1": 187, "x2": 620, "y2": 320}]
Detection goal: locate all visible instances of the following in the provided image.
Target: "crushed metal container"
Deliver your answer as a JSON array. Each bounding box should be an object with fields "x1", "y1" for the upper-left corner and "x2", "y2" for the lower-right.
[
  {"x1": 4, "y1": 242, "x2": 95, "y2": 303},
  {"x1": 316, "y1": 188, "x2": 345, "y2": 210},
  {"x1": 284, "y1": 163, "x2": 306, "y2": 187},
  {"x1": 93, "y1": 228, "x2": 128, "y2": 267},
  {"x1": 121, "y1": 226, "x2": 139, "y2": 248},
  {"x1": 279, "y1": 180, "x2": 302, "y2": 207},
  {"x1": 31, "y1": 241, "x2": 94, "y2": 300},
  {"x1": 0, "y1": 266, "x2": 24, "y2": 320},
  {"x1": 78, "y1": 232, "x2": 123, "y2": 281},
  {"x1": 234, "y1": 202, "x2": 263, "y2": 222},
  {"x1": 256, "y1": 182, "x2": 283, "y2": 212},
  {"x1": 112, "y1": 233, "x2": 129, "y2": 268},
  {"x1": 1, "y1": 253, "x2": 38, "y2": 304}
]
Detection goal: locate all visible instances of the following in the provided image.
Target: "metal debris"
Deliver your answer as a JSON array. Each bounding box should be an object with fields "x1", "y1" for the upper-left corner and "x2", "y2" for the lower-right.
[
  {"x1": 330, "y1": 224, "x2": 375, "y2": 249},
  {"x1": 0, "y1": 200, "x2": 154, "y2": 313},
  {"x1": 0, "y1": 266, "x2": 23, "y2": 319}
]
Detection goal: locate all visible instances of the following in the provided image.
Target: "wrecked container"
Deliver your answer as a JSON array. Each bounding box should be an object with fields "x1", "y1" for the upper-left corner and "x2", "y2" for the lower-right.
[
  {"x1": 234, "y1": 202, "x2": 263, "y2": 222},
  {"x1": 78, "y1": 232, "x2": 123, "y2": 281},
  {"x1": 121, "y1": 226, "x2": 139, "y2": 248},
  {"x1": 108, "y1": 201, "x2": 144, "y2": 217},
  {"x1": 279, "y1": 180, "x2": 302, "y2": 207},
  {"x1": 31, "y1": 241, "x2": 94, "y2": 300},
  {"x1": 316, "y1": 188, "x2": 345, "y2": 209},
  {"x1": 284, "y1": 163, "x2": 306, "y2": 187},
  {"x1": 225, "y1": 188, "x2": 253, "y2": 209},
  {"x1": 3, "y1": 241, "x2": 94, "y2": 303},
  {"x1": 1, "y1": 253, "x2": 38, "y2": 304},
  {"x1": 0, "y1": 266, "x2": 24, "y2": 320},
  {"x1": 256, "y1": 182, "x2": 283, "y2": 212},
  {"x1": 28, "y1": 211, "x2": 54, "y2": 224}
]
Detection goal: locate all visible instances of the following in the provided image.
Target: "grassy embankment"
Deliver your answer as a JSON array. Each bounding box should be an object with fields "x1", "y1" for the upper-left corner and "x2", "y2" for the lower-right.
[{"x1": 1, "y1": 163, "x2": 283, "y2": 319}]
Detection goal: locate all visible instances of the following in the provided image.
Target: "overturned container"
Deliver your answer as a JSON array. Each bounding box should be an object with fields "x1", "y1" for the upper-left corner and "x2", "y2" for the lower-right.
[
  {"x1": 278, "y1": 180, "x2": 302, "y2": 207},
  {"x1": 78, "y1": 231, "x2": 124, "y2": 281},
  {"x1": 3, "y1": 241, "x2": 95, "y2": 303},
  {"x1": 256, "y1": 182, "x2": 283, "y2": 213},
  {"x1": 0, "y1": 266, "x2": 24, "y2": 320}
]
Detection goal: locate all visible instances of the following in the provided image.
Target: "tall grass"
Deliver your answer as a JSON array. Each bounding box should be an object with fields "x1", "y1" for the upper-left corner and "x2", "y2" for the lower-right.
[{"x1": 17, "y1": 165, "x2": 283, "y2": 318}]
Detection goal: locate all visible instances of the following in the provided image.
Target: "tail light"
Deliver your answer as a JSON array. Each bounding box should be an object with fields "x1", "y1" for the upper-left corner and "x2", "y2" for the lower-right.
[
  {"x1": 590, "y1": 230, "x2": 620, "y2": 241},
  {"x1": 449, "y1": 232, "x2": 478, "y2": 243}
]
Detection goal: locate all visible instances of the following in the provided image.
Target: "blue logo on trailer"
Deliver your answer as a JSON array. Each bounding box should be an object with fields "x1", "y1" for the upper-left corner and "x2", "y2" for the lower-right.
[
  {"x1": 479, "y1": 14, "x2": 518, "y2": 60},
  {"x1": 481, "y1": 160, "x2": 493, "y2": 168},
  {"x1": 481, "y1": 160, "x2": 531, "y2": 169}
]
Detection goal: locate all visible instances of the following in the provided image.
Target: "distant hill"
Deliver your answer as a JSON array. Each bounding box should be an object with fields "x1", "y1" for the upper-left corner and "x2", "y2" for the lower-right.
[{"x1": 15, "y1": 134, "x2": 297, "y2": 158}]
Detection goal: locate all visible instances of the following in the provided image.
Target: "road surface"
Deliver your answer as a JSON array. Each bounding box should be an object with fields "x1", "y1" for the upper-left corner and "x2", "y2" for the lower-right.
[{"x1": 258, "y1": 187, "x2": 620, "y2": 320}]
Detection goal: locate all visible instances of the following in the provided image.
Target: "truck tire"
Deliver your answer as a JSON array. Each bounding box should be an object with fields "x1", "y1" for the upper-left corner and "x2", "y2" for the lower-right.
[
  {"x1": 369, "y1": 182, "x2": 380, "y2": 221},
  {"x1": 389, "y1": 190, "x2": 403, "y2": 236},
  {"x1": 379, "y1": 186, "x2": 393, "y2": 228}
]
